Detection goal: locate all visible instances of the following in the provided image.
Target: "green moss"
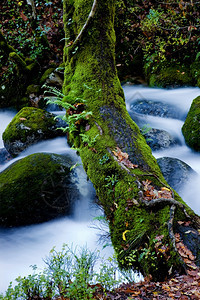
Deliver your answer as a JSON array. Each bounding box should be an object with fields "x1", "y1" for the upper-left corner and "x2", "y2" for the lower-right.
[
  {"x1": 3, "y1": 107, "x2": 56, "y2": 143},
  {"x1": 40, "y1": 67, "x2": 56, "y2": 84},
  {"x1": 26, "y1": 84, "x2": 40, "y2": 95},
  {"x1": 148, "y1": 65, "x2": 193, "y2": 88},
  {"x1": 2, "y1": 107, "x2": 64, "y2": 156},
  {"x1": 0, "y1": 153, "x2": 75, "y2": 227},
  {"x1": 182, "y1": 96, "x2": 200, "y2": 151},
  {"x1": 9, "y1": 52, "x2": 27, "y2": 71},
  {"x1": 190, "y1": 61, "x2": 200, "y2": 87}
]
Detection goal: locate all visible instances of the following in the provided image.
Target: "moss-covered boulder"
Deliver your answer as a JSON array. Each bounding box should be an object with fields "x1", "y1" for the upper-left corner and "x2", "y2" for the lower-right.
[
  {"x1": 190, "y1": 61, "x2": 200, "y2": 88},
  {"x1": 182, "y1": 96, "x2": 200, "y2": 151},
  {"x1": 2, "y1": 107, "x2": 66, "y2": 157},
  {"x1": 0, "y1": 152, "x2": 78, "y2": 227},
  {"x1": 147, "y1": 64, "x2": 193, "y2": 88}
]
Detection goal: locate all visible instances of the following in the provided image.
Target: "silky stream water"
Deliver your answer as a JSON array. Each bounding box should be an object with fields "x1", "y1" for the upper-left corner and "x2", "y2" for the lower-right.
[{"x1": 0, "y1": 85, "x2": 200, "y2": 293}]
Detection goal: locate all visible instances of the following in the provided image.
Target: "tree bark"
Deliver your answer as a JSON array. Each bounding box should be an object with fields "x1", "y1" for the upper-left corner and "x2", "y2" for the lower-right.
[{"x1": 62, "y1": 0, "x2": 200, "y2": 281}]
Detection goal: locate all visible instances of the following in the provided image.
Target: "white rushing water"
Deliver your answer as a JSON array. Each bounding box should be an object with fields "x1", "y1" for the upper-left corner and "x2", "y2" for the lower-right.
[
  {"x1": 0, "y1": 112, "x2": 113, "y2": 293},
  {"x1": 1, "y1": 85, "x2": 200, "y2": 293},
  {"x1": 0, "y1": 109, "x2": 17, "y2": 148}
]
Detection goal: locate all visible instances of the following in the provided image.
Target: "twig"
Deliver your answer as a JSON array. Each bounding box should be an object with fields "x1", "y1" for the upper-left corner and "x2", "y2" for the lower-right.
[
  {"x1": 167, "y1": 204, "x2": 188, "y2": 274},
  {"x1": 95, "y1": 121, "x2": 103, "y2": 135},
  {"x1": 168, "y1": 204, "x2": 176, "y2": 249},
  {"x1": 140, "y1": 197, "x2": 191, "y2": 219},
  {"x1": 72, "y1": 0, "x2": 98, "y2": 47}
]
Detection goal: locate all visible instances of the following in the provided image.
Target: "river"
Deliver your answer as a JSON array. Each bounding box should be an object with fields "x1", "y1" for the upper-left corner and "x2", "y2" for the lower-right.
[{"x1": 0, "y1": 85, "x2": 200, "y2": 293}]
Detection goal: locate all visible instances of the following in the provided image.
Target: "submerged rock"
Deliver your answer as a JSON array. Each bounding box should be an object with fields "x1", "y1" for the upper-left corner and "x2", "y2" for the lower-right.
[
  {"x1": 2, "y1": 107, "x2": 66, "y2": 157},
  {"x1": 0, "y1": 152, "x2": 79, "y2": 227},
  {"x1": 143, "y1": 128, "x2": 179, "y2": 151},
  {"x1": 182, "y1": 96, "x2": 200, "y2": 151},
  {"x1": 157, "y1": 157, "x2": 196, "y2": 193}
]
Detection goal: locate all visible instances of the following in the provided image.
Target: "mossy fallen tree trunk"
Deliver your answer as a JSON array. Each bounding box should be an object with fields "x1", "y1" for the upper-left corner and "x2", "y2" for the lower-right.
[{"x1": 62, "y1": 0, "x2": 200, "y2": 281}]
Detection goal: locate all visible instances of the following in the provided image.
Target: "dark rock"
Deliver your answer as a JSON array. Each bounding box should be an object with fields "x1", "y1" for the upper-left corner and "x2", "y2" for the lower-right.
[
  {"x1": 0, "y1": 152, "x2": 79, "y2": 227},
  {"x1": 2, "y1": 107, "x2": 67, "y2": 157},
  {"x1": 0, "y1": 148, "x2": 12, "y2": 165},
  {"x1": 176, "y1": 224, "x2": 200, "y2": 266},
  {"x1": 130, "y1": 100, "x2": 184, "y2": 120},
  {"x1": 157, "y1": 157, "x2": 196, "y2": 193},
  {"x1": 144, "y1": 128, "x2": 179, "y2": 151}
]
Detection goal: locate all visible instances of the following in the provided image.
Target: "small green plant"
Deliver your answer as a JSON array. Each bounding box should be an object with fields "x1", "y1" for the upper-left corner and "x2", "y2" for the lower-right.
[
  {"x1": 105, "y1": 174, "x2": 118, "y2": 186},
  {"x1": 99, "y1": 154, "x2": 110, "y2": 165},
  {"x1": 119, "y1": 249, "x2": 137, "y2": 267},
  {"x1": 140, "y1": 124, "x2": 152, "y2": 136},
  {"x1": 80, "y1": 133, "x2": 99, "y2": 147},
  {"x1": 105, "y1": 174, "x2": 118, "y2": 194},
  {"x1": 0, "y1": 244, "x2": 125, "y2": 300},
  {"x1": 140, "y1": 124, "x2": 153, "y2": 143},
  {"x1": 44, "y1": 85, "x2": 93, "y2": 134}
]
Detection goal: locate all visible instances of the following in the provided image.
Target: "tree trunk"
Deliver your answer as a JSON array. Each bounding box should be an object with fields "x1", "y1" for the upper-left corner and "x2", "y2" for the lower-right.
[{"x1": 62, "y1": 0, "x2": 200, "y2": 281}]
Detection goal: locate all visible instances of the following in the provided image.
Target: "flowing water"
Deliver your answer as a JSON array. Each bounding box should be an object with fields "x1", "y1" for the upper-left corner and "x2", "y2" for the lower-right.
[
  {"x1": 1, "y1": 85, "x2": 200, "y2": 293},
  {"x1": 0, "y1": 111, "x2": 113, "y2": 293}
]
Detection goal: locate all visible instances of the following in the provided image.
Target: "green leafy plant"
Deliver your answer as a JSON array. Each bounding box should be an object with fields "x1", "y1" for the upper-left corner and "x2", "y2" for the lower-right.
[
  {"x1": 140, "y1": 124, "x2": 152, "y2": 136},
  {"x1": 80, "y1": 133, "x2": 99, "y2": 147},
  {"x1": 140, "y1": 124, "x2": 153, "y2": 143},
  {"x1": 99, "y1": 154, "x2": 110, "y2": 165},
  {"x1": 44, "y1": 85, "x2": 93, "y2": 134},
  {"x1": 0, "y1": 244, "x2": 124, "y2": 300},
  {"x1": 105, "y1": 174, "x2": 118, "y2": 187},
  {"x1": 119, "y1": 249, "x2": 137, "y2": 267},
  {"x1": 105, "y1": 174, "x2": 118, "y2": 194}
]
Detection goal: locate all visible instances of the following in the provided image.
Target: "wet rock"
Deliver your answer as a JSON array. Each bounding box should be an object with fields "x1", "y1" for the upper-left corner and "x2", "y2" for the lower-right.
[
  {"x1": 130, "y1": 99, "x2": 185, "y2": 120},
  {"x1": 157, "y1": 157, "x2": 196, "y2": 193},
  {"x1": 143, "y1": 128, "x2": 179, "y2": 151},
  {"x1": 0, "y1": 152, "x2": 79, "y2": 227},
  {"x1": 2, "y1": 107, "x2": 67, "y2": 157},
  {"x1": 0, "y1": 148, "x2": 12, "y2": 165}
]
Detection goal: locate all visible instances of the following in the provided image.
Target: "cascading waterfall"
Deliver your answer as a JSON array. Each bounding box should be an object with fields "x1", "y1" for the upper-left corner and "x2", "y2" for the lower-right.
[{"x1": 1, "y1": 85, "x2": 200, "y2": 292}]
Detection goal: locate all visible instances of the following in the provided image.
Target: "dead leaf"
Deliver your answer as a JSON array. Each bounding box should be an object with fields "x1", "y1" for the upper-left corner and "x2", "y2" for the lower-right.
[
  {"x1": 122, "y1": 230, "x2": 130, "y2": 241},
  {"x1": 155, "y1": 234, "x2": 164, "y2": 242},
  {"x1": 178, "y1": 221, "x2": 185, "y2": 225},
  {"x1": 20, "y1": 11, "x2": 28, "y2": 21},
  {"x1": 112, "y1": 147, "x2": 138, "y2": 169},
  {"x1": 188, "y1": 264, "x2": 197, "y2": 270}
]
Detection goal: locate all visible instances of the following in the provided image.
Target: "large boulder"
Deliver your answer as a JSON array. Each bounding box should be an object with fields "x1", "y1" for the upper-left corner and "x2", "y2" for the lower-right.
[
  {"x1": 157, "y1": 157, "x2": 196, "y2": 193},
  {"x1": 2, "y1": 107, "x2": 66, "y2": 157},
  {"x1": 182, "y1": 96, "x2": 200, "y2": 151},
  {"x1": 0, "y1": 152, "x2": 79, "y2": 227}
]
